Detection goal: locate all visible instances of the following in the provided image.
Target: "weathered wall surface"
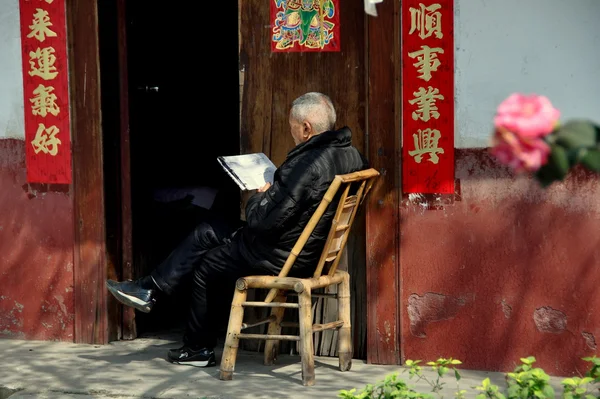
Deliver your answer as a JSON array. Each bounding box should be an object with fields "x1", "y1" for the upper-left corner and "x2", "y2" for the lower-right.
[
  {"x1": 401, "y1": 150, "x2": 600, "y2": 375},
  {"x1": 0, "y1": 140, "x2": 74, "y2": 341},
  {"x1": 0, "y1": 0, "x2": 74, "y2": 341},
  {"x1": 398, "y1": 0, "x2": 600, "y2": 375}
]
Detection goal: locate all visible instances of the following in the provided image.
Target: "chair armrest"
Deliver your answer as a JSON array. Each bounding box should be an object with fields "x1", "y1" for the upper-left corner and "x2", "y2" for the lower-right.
[{"x1": 236, "y1": 275, "x2": 306, "y2": 293}]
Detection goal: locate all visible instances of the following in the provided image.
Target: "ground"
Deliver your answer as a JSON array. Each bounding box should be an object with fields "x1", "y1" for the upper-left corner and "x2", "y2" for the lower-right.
[{"x1": 0, "y1": 333, "x2": 569, "y2": 399}]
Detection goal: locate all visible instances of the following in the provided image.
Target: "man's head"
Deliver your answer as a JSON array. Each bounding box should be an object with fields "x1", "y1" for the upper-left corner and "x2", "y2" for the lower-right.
[{"x1": 289, "y1": 92, "x2": 337, "y2": 145}]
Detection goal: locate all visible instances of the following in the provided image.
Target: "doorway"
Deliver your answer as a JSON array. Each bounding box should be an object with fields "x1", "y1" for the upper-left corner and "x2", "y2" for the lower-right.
[{"x1": 99, "y1": 0, "x2": 241, "y2": 339}]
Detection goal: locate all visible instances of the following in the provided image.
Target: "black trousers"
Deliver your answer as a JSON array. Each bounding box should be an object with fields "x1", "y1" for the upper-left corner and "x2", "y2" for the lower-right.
[{"x1": 150, "y1": 213, "x2": 271, "y2": 349}]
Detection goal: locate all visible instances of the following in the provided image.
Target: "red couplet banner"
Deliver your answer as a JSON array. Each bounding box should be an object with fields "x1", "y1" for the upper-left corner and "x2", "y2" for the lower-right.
[
  {"x1": 271, "y1": 0, "x2": 341, "y2": 52},
  {"x1": 19, "y1": 0, "x2": 72, "y2": 184},
  {"x1": 402, "y1": 0, "x2": 454, "y2": 194}
]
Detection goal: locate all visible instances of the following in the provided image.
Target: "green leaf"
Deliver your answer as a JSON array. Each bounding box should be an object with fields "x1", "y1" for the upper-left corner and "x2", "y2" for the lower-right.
[
  {"x1": 455, "y1": 369, "x2": 461, "y2": 381},
  {"x1": 535, "y1": 144, "x2": 570, "y2": 187},
  {"x1": 563, "y1": 378, "x2": 577, "y2": 386},
  {"x1": 439, "y1": 366, "x2": 449, "y2": 377},
  {"x1": 542, "y1": 384, "x2": 555, "y2": 398},
  {"x1": 451, "y1": 359, "x2": 463, "y2": 365},
  {"x1": 580, "y1": 148, "x2": 600, "y2": 172},
  {"x1": 554, "y1": 120, "x2": 598, "y2": 150},
  {"x1": 338, "y1": 389, "x2": 357, "y2": 398},
  {"x1": 548, "y1": 144, "x2": 570, "y2": 176}
]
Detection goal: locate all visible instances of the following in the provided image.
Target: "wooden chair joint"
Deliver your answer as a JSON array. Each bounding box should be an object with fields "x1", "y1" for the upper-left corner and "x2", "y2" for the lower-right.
[
  {"x1": 312, "y1": 320, "x2": 344, "y2": 332},
  {"x1": 241, "y1": 315, "x2": 277, "y2": 330},
  {"x1": 335, "y1": 224, "x2": 350, "y2": 232}
]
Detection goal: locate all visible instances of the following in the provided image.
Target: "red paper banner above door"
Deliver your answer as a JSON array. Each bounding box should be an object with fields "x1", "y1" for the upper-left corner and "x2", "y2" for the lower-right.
[
  {"x1": 19, "y1": 0, "x2": 72, "y2": 184},
  {"x1": 402, "y1": 0, "x2": 454, "y2": 194},
  {"x1": 271, "y1": 0, "x2": 341, "y2": 52}
]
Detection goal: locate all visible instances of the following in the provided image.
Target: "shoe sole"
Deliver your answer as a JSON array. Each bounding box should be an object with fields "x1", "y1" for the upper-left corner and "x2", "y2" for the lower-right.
[
  {"x1": 169, "y1": 359, "x2": 216, "y2": 367},
  {"x1": 105, "y1": 282, "x2": 152, "y2": 313}
]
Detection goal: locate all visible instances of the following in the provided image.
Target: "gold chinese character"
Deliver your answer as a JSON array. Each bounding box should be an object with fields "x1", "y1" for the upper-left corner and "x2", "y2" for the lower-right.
[
  {"x1": 409, "y1": 3, "x2": 443, "y2": 39},
  {"x1": 30, "y1": 84, "x2": 60, "y2": 117},
  {"x1": 27, "y1": 9, "x2": 57, "y2": 42},
  {"x1": 408, "y1": 128, "x2": 444, "y2": 164},
  {"x1": 408, "y1": 45, "x2": 444, "y2": 82},
  {"x1": 41, "y1": 0, "x2": 54, "y2": 3},
  {"x1": 29, "y1": 47, "x2": 58, "y2": 80},
  {"x1": 31, "y1": 123, "x2": 61, "y2": 156},
  {"x1": 409, "y1": 86, "x2": 444, "y2": 122}
]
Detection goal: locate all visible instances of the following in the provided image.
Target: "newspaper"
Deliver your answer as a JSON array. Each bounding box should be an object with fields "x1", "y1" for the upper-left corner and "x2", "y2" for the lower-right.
[{"x1": 217, "y1": 153, "x2": 276, "y2": 191}]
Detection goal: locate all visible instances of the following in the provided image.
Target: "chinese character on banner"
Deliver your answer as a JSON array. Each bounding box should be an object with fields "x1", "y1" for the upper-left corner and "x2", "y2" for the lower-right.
[
  {"x1": 19, "y1": 0, "x2": 71, "y2": 184},
  {"x1": 402, "y1": 0, "x2": 454, "y2": 194},
  {"x1": 271, "y1": 0, "x2": 341, "y2": 52}
]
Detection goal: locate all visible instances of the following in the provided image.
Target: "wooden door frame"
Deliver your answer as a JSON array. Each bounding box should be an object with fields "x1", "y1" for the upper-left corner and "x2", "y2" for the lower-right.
[
  {"x1": 365, "y1": 0, "x2": 402, "y2": 365},
  {"x1": 115, "y1": 0, "x2": 136, "y2": 341},
  {"x1": 67, "y1": 0, "x2": 136, "y2": 344},
  {"x1": 67, "y1": 0, "x2": 108, "y2": 344}
]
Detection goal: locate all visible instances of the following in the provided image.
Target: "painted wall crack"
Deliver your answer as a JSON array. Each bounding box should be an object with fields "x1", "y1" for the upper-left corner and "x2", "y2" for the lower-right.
[{"x1": 407, "y1": 292, "x2": 469, "y2": 338}]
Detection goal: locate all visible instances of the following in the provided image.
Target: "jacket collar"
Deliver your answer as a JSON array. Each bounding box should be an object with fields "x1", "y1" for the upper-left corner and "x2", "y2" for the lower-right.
[{"x1": 286, "y1": 126, "x2": 353, "y2": 159}]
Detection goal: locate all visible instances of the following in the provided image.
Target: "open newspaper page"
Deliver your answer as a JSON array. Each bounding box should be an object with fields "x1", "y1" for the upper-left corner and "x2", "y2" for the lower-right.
[{"x1": 217, "y1": 153, "x2": 277, "y2": 191}]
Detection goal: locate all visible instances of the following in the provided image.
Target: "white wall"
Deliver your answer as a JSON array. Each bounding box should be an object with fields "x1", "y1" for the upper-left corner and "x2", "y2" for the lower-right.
[
  {"x1": 455, "y1": 0, "x2": 600, "y2": 148},
  {"x1": 0, "y1": 0, "x2": 24, "y2": 140}
]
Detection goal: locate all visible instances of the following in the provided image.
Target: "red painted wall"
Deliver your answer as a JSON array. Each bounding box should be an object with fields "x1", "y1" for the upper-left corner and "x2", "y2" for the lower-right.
[
  {"x1": 401, "y1": 149, "x2": 600, "y2": 376},
  {"x1": 0, "y1": 139, "x2": 74, "y2": 341}
]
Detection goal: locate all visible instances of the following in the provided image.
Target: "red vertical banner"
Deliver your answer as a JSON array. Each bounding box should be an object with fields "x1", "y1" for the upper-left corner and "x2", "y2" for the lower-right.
[
  {"x1": 19, "y1": 0, "x2": 72, "y2": 184},
  {"x1": 271, "y1": 0, "x2": 340, "y2": 52},
  {"x1": 402, "y1": 0, "x2": 454, "y2": 194}
]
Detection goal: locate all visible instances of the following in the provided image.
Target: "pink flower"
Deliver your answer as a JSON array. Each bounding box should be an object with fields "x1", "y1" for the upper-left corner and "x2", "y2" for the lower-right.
[
  {"x1": 494, "y1": 93, "x2": 560, "y2": 138},
  {"x1": 490, "y1": 127, "x2": 551, "y2": 173}
]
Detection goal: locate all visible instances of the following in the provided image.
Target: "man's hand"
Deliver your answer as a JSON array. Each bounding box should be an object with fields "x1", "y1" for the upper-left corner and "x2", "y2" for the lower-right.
[{"x1": 258, "y1": 182, "x2": 272, "y2": 192}]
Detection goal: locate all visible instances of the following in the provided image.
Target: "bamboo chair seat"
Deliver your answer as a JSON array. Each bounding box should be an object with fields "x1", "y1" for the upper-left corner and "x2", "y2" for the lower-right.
[{"x1": 219, "y1": 168, "x2": 380, "y2": 386}]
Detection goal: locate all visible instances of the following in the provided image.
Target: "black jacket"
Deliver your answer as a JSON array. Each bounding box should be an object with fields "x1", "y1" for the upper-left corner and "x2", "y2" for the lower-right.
[{"x1": 238, "y1": 126, "x2": 369, "y2": 275}]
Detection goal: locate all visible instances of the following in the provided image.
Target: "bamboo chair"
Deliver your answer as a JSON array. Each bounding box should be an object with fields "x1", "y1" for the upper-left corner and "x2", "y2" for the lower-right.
[{"x1": 219, "y1": 168, "x2": 380, "y2": 386}]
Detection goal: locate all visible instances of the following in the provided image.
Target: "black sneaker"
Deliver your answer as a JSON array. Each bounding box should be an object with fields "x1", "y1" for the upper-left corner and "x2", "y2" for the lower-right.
[
  {"x1": 167, "y1": 346, "x2": 216, "y2": 367},
  {"x1": 105, "y1": 279, "x2": 156, "y2": 313}
]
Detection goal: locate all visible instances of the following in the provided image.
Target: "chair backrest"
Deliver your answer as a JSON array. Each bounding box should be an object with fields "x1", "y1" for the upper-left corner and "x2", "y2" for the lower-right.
[{"x1": 264, "y1": 168, "x2": 380, "y2": 302}]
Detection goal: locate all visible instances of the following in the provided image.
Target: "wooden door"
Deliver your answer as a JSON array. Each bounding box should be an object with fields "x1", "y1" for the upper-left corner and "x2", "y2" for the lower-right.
[{"x1": 239, "y1": 0, "x2": 368, "y2": 357}]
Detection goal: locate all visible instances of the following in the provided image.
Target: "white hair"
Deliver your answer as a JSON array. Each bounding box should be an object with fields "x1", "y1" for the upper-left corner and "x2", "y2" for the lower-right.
[{"x1": 290, "y1": 92, "x2": 337, "y2": 133}]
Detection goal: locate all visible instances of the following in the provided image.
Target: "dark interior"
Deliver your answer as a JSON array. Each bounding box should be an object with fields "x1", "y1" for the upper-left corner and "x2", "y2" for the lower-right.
[{"x1": 99, "y1": 0, "x2": 241, "y2": 337}]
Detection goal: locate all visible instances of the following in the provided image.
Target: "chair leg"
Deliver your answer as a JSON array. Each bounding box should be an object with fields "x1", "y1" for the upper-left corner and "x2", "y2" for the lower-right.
[
  {"x1": 264, "y1": 294, "x2": 287, "y2": 366},
  {"x1": 337, "y1": 272, "x2": 353, "y2": 372},
  {"x1": 298, "y1": 287, "x2": 315, "y2": 386},
  {"x1": 219, "y1": 287, "x2": 247, "y2": 381}
]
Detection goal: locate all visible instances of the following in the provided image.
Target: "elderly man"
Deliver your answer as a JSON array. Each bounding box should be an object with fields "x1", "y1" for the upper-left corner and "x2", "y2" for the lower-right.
[{"x1": 106, "y1": 92, "x2": 368, "y2": 367}]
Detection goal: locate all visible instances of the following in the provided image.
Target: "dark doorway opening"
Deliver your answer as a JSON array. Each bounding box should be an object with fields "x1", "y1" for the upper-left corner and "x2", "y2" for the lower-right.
[{"x1": 99, "y1": 0, "x2": 241, "y2": 340}]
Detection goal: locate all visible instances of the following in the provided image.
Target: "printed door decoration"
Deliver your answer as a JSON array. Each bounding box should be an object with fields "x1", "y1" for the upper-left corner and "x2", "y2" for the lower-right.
[
  {"x1": 271, "y1": 0, "x2": 340, "y2": 52},
  {"x1": 19, "y1": 0, "x2": 72, "y2": 184},
  {"x1": 402, "y1": 0, "x2": 454, "y2": 194}
]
